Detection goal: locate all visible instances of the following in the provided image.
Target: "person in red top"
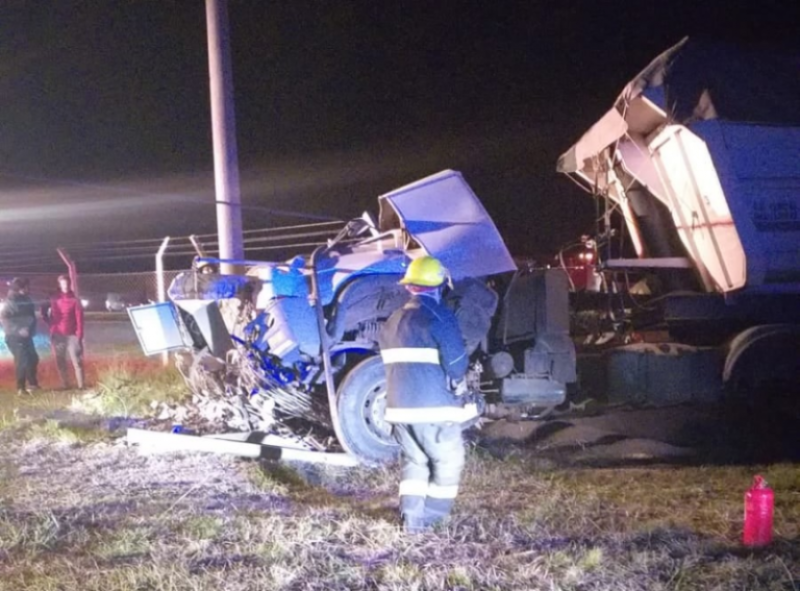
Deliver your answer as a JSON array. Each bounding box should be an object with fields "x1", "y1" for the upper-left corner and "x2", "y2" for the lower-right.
[{"x1": 48, "y1": 274, "x2": 85, "y2": 389}]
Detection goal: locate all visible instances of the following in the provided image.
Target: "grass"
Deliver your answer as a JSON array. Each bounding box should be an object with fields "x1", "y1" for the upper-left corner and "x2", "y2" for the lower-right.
[
  {"x1": 0, "y1": 409, "x2": 18, "y2": 432},
  {"x1": 0, "y1": 355, "x2": 798, "y2": 589},
  {"x1": 92, "y1": 526, "x2": 156, "y2": 560},
  {"x1": 0, "y1": 509, "x2": 62, "y2": 553},
  {"x1": 70, "y1": 358, "x2": 188, "y2": 418},
  {"x1": 0, "y1": 356, "x2": 188, "y2": 447},
  {"x1": 0, "y1": 447, "x2": 798, "y2": 590},
  {"x1": 22, "y1": 418, "x2": 110, "y2": 444}
]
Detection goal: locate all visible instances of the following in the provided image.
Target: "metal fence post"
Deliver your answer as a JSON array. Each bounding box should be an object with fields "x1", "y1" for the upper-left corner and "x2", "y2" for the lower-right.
[{"x1": 156, "y1": 237, "x2": 171, "y2": 367}]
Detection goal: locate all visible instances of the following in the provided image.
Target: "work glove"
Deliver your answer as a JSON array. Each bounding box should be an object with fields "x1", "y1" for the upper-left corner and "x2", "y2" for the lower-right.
[
  {"x1": 451, "y1": 377, "x2": 468, "y2": 397},
  {"x1": 459, "y1": 391, "x2": 486, "y2": 430}
]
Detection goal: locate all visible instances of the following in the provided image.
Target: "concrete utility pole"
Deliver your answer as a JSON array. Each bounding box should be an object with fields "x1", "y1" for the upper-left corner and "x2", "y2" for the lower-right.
[{"x1": 206, "y1": 0, "x2": 244, "y2": 274}]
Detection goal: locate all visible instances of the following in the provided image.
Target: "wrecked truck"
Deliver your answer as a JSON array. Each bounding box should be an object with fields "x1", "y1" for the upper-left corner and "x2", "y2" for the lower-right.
[
  {"x1": 557, "y1": 38, "x2": 800, "y2": 401},
  {"x1": 129, "y1": 170, "x2": 576, "y2": 464}
]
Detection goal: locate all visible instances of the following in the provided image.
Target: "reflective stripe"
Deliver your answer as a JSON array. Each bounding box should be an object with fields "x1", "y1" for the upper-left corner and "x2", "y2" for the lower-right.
[
  {"x1": 427, "y1": 483, "x2": 459, "y2": 499},
  {"x1": 381, "y1": 347, "x2": 440, "y2": 365},
  {"x1": 384, "y1": 403, "x2": 479, "y2": 424},
  {"x1": 447, "y1": 352, "x2": 466, "y2": 367},
  {"x1": 399, "y1": 479, "x2": 429, "y2": 497}
]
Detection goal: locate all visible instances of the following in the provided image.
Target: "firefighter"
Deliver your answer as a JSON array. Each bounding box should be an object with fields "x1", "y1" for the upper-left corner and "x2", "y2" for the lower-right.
[{"x1": 378, "y1": 255, "x2": 478, "y2": 533}]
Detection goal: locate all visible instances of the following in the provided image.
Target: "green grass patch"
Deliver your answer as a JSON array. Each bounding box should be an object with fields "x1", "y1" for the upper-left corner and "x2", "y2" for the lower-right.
[
  {"x1": 1, "y1": 390, "x2": 73, "y2": 420},
  {"x1": 0, "y1": 409, "x2": 19, "y2": 432},
  {"x1": 24, "y1": 419, "x2": 110, "y2": 444},
  {"x1": 243, "y1": 462, "x2": 296, "y2": 496},
  {"x1": 542, "y1": 464, "x2": 800, "y2": 541},
  {"x1": 180, "y1": 516, "x2": 224, "y2": 541},
  {"x1": 71, "y1": 360, "x2": 188, "y2": 418},
  {"x1": 92, "y1": 526, "x2": 155, "y2": 560},
  {"x1": 0, "y1": 509, "x2": 62, "y2": 553}
]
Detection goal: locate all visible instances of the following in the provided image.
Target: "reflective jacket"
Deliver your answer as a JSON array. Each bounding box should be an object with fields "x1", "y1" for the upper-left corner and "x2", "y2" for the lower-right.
[
  {"x1": 49, "y1": 291, "x2": 84, "y2": 339},
  {"x1": 378, "y1": 293, "x2": 477, "y2": 424}
]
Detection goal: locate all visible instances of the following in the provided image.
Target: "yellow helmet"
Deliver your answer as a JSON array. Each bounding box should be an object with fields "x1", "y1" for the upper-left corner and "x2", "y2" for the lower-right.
[{"x1": 399, "y1": 256, "x2": 447, "y2": 287}]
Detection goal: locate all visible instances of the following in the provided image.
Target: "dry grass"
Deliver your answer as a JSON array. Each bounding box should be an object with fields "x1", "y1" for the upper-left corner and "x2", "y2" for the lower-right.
[
  {"x1": 0, "y1": 432, "x2": 798, "y2": 591},
  {"x1": 0, "y1": 357, "x2": 186, "y2": 447},
  {"x1": 0, "y1": 361, "x2": 798, "y2": 590},
  {"x1": 71, "y1": 358, "x2": 187, "y2": 418},
  {"x1": 1, "y1": 357, "x2": 185, "y2": 415}
]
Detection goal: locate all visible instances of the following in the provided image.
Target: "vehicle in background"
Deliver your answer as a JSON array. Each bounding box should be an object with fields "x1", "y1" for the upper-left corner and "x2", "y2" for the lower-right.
[
  {"x1": 105, "y1": 292, "x2": 149, "y2": 312},
  {"x1": 73, "y1": 291, "x2": 148, "y2": 313}
]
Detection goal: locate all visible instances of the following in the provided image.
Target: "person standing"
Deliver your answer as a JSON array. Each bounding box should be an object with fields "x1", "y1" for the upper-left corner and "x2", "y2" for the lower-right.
[
  {"x1": 1, "y1": 277, "x2": 41, "y2": 394},
  {"x1": 378, "y1": 256, "x2": 478, "y2": 533},
  {"x1": 48, "y1": 274, "x2": 85, "y2": 390}
]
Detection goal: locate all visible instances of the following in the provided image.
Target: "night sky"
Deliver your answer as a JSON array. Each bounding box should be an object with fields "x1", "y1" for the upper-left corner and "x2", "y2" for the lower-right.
[{"x1": 1, "y1": 1, "x2": 797, "y2": 272}]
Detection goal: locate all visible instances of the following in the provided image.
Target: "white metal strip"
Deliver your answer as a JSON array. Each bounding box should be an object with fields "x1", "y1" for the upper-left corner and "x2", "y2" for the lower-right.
[{"x1": 126, "y1": 429, "x2": 361, "y2": 467}]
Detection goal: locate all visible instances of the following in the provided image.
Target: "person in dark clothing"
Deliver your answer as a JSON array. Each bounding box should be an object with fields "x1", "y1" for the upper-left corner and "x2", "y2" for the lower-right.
[
  {"x1": 48, "y1": 274, "x2": 85, "y2": 390},
  {"x1": 378, "y1": 255, "x2": 478, "y2": 533},
  {"x1": 1, "y1": 277, "x2": 41, "y2": 394}
]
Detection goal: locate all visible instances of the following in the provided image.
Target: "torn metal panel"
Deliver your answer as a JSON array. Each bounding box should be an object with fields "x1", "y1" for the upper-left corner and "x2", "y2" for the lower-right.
[
  {"x1": 556, "y1": 107, "x2": 628, "y2": 175},
  {"x1": 378, "y1": 169, "x2": 517, "y2": 280}
]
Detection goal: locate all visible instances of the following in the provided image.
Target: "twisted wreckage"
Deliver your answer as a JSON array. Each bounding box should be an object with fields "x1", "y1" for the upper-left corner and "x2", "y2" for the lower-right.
[
  {"x1": 129, "y1": 170, "x2": 576, "y2": 464},
  {"x1": 131, "y1": 39, "x2": 800, "y2": 463}
]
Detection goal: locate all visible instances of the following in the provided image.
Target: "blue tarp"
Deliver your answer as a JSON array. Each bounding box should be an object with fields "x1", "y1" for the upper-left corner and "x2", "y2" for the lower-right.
[{"x1": 628, "y1": 38, "x2": 800, "y2": 125}]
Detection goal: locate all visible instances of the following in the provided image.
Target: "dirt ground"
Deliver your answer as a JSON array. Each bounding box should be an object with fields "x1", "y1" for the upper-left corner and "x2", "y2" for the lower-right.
[{"x1": 479, "y1": 401, "x2": 800, "y2": 467}]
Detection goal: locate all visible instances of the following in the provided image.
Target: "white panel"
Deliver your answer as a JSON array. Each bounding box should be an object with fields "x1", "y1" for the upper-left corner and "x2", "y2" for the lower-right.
[
  {"x1": 379, "y1": 170, "x2": 517, "y2": 279},
  {"x1": 127, "y1": 303, "x2": 189, "y2": 356},
  {"x1": 649, "y1": 125, "x2": 747, "y2": 293}
]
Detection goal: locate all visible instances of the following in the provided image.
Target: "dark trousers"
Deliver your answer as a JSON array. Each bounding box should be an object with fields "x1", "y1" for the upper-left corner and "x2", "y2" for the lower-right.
[
  {"x1": 5, "y1": 335, "x2": 40, "y2": 390},
  {"x1": 393, "y1": 422, "x2": 466, "y2": 531}
]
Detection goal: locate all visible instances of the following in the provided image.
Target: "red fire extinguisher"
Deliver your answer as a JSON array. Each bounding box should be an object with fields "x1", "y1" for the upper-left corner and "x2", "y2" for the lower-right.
[{"x1": 743, "y1": 475, "x2": 774, "y2": 547}]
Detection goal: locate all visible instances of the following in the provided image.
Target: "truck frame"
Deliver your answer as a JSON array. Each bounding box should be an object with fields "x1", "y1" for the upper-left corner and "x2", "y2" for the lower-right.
[{"x1": 557, "y1": 38, "x2": 800, "y2": 401}]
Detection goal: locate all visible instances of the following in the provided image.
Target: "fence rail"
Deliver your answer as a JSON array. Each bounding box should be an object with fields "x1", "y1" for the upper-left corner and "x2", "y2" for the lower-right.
[{"x1": 0, "y1": 221, "x2": 348, "y2": 307}]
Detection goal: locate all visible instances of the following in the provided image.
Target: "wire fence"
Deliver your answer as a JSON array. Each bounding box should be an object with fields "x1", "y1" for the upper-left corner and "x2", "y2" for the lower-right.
[
  {"x1": 0, "y1": 219, "x2": 356, "y2": 312},
  {"x1": 0, "y1": 220, "x2": 346, "y2": 274}
]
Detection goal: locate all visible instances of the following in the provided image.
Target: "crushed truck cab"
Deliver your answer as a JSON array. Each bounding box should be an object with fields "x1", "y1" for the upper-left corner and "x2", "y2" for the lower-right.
[{"x1": 129, "y1": 170, "x2": 576, "y2": 464}]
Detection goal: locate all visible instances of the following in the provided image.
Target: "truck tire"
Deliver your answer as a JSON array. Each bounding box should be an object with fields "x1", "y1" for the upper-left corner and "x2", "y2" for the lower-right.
[
  {"x1": 724, "y1": 326, "x2": 800, "y2": 406},
  {"x1": 336, "y1": 356, "x2": 399, "y2": 465}
]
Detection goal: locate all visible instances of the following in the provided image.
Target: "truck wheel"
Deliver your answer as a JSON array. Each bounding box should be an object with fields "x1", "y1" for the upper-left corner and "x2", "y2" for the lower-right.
[{"x1": 336, "y1": 356, "x2": 399, "y2": 465}]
